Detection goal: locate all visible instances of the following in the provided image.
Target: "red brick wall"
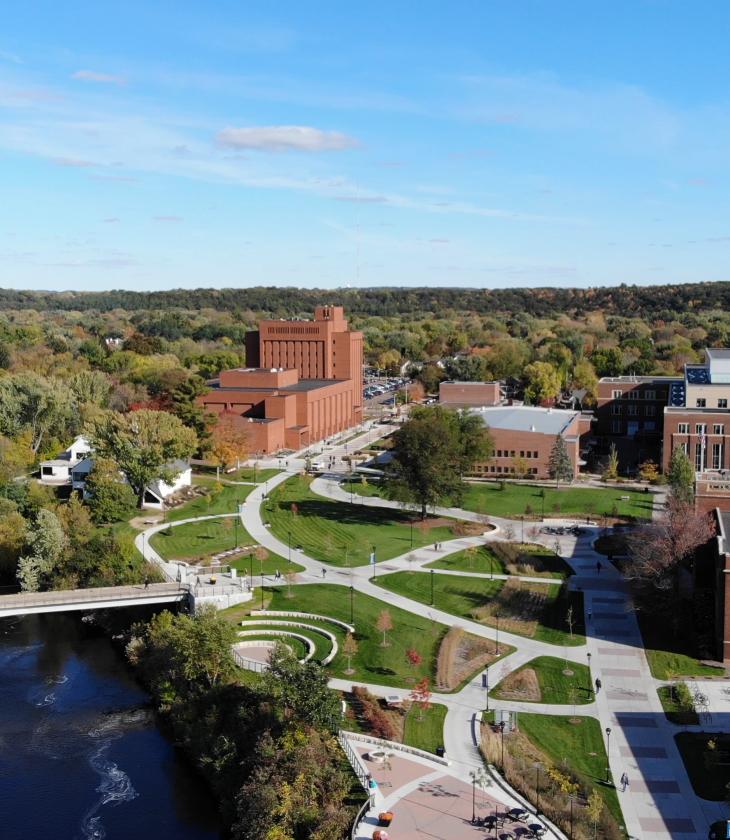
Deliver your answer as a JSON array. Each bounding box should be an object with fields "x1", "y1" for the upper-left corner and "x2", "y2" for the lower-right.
[
  {"x1": 469, "y1": 426, "x2": 581, "y2": 480},
  {"x1": 439, "y1": 381, "x2": 501, "y2": 407}
]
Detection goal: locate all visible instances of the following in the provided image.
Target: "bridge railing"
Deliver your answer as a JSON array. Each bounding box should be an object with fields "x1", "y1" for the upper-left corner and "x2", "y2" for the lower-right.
[{"x1": 0, "y1": 583, "x2": 189, "y2": 609}]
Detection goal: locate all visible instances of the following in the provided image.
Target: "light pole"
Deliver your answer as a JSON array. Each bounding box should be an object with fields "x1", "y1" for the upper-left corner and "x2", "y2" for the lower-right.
[
  {"x1": 521, "y1": 514, "x2": 525, "y2": 544},
  {"x1": 540, "y1": 488, "x2": 545, "y2": 519},
  {"x1": 234, "y1": 515, "x2": 239, "y2": 548},
  {"x1": 470, "y1": 772, "x2": 477, "y2": 823},
  {"x1": 371, "y1": 544, "x2": 376, "y2": 582},
  {"x1": 484, "y1": 668, "x2": 489, "y2": 712},
  {"x1": 260, "y1": 551, "x2": 265, "y2": 609},
  {"x1": 495, "y1": 611, "x2": 500, "y2": 655},
  {"x1": 410, "y1": 518, "x2": 414, "y2": 549},
  {"x1": 249, "y1": 552, "x2": 254, "y2": 589},
  {"x1": 605, "y1": 726, "x2": 612, "y2": 783},
  {"x1": 288, "y1": 529, "x2": 292, "y2": 567},
  {"x1": 499, "y1": 719, "x2": 506, "y2": 770},
  {"x1": 350, "y1": 585, "x2": 354, "y2": 627},
  {"x1": 587, "y1": 651, "x2": 592, "y2": 670},
  {"x1": 430, "y1": 568, "x2": 435, "y2": 606}
]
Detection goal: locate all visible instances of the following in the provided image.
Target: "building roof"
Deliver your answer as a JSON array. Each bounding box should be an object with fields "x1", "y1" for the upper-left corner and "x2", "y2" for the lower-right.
[
  {"x1": 598, "y1": 375, "x2": 678, "y2": 383},
  {"x1": 210, "y1": 378, "x2": 345, "y2": 394},
  {"x1": 441, "y1": 380, "x2": 500, "y2": 386},
  {"x1": 468, "y1": 405, "x2": 579, "y2": 435}
]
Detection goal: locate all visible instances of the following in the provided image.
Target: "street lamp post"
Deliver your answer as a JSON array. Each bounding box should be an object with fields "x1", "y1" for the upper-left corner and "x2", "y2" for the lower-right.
[
  {"x1": 587, "y1": 651, "x2": 592, "y2": 670},
  {"x1": 521, "y1": 514, "x2": 525, "y2": 544},
  {"x1": 249, "y1": 553, "x2": 253, "y2": 589},
  {"x1": 471, "y1": 773, "x2": 477, "y2": 823},
  {"x1": 484, "y1": 668, "x2": 489, "y2": 712},
  {"x1": 350, "y1": 585, "x2": 354, "y2": 626},
  {"x1": 430, "y1": 568, "x2": 435, "y2": 606},
  {"x1": 234, "y1": 515, "x2": 239, "y2": 548},
  {"x1": 499, "y1": 720, "x2": 506, "y2": 770},
  {"x1": 410, "y1": 518, "x2": 414, "y2": 549},
  {"x1": 495, "y1": 611, "x2": 500, "y2": 655},
  {"x1": 540, "y1": 488, "x2": 545, "y2": 519},
  {"x1": 605, "y1": 726, "x2": 612, "y2": 783},
  {"x1": 371, "y1": 545, "x2": 376, "y2": 582}
]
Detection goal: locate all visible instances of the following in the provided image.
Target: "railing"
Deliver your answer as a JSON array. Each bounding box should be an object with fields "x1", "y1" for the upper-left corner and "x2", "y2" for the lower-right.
[
  {"x1": 0, "y1": 583, "x2": 188, "y2": 609},
  {"x1": 338, "y1": 730, "x2": 371, "y2": 788},
  {"x1": 349, "y1": 798, "x2": 372, "y2": 840},
  {"x1": 342, "y1": 730, "x2": 451, "y2": 766},
  {"x1": 232, "y1": 651, "x2": 269, "y2": 672}
]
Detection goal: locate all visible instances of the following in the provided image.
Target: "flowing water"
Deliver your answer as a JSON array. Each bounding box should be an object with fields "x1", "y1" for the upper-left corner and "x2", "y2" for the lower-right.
[{"x1": 0, "y1": 611, "x2": 221, "y2": 840}]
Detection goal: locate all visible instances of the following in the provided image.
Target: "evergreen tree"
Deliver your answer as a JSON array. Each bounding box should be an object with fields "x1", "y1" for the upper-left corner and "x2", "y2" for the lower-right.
[
  {"x1": 668, "y1": 446, "x2": 694, "y2": 503},
  {"x1": 548, "y1": 435, "x2": 573, "y2": 487}
]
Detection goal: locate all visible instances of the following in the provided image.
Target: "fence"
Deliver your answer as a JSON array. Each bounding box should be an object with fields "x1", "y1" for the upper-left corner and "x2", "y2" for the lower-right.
[{"x1": 232, "y1": 651, "x2": 268, "y2": 673}]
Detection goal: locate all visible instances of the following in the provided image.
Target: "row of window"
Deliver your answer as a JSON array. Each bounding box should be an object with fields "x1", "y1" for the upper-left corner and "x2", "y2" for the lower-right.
[
  {"x1": 675, "y1": 441, "x2": 725, "y2": 470},
  {"x1": 611, "y1": 389, "x2": 657, "y2": 400},
  {"x1": 472, "y1": 464, "x2": 540, "y2": 475},
  {"x1": 695, "y1": 398, "x2": 728, "y2": 408},
  {"x1": 676, "y1": 423, "x2": 725, "y2": 435},
  {"x1": 610, "y1": 420, "x2": 657, "y2": 433},
  {"x1": 494, "y1": 449, "x2": 540, "y2": 459},
  {"x1": 612, "y1": 404, "x2": 656, "y2": 416}
]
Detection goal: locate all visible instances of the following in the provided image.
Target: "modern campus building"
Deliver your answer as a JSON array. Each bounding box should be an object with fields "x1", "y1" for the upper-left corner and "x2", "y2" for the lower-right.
[
  {"x1": 466, "y1": 405, "x2": 592, "y2": 480},
  {"x1": 199, "y1": 306, "x2": 364, "y2": 454},
  {"x1": 596, "y1": 348, "x2": 730, "y2": 512}
]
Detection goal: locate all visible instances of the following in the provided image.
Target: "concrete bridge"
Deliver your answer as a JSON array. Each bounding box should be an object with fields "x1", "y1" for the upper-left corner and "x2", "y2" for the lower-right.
[{"x1": 0, "y1": 582, "x2": 189, "y2": 618}]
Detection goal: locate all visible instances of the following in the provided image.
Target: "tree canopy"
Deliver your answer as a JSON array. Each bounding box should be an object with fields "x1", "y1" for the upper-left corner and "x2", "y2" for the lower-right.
[{"x1": 385, "y1": 405, "x2": 493, "y2": 517}]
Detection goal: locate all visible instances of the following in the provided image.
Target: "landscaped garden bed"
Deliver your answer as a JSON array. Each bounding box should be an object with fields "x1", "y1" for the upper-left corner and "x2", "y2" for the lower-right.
[{"x1": 490, "y1": 656, "x2": 592, "y2": 705}]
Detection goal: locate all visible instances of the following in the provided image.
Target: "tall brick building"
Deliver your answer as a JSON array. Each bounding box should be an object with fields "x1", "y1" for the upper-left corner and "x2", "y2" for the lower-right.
[{"x1": 199, "y1": 306, "x2": 363, "y2": 454}]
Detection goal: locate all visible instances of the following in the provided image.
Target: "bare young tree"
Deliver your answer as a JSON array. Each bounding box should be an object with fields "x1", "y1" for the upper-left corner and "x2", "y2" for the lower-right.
[{"x1": 626, "y1": 496, "x2": 715, "y2": 591}]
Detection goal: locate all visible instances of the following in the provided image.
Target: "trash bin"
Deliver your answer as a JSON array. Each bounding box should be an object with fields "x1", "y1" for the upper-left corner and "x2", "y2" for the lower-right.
[{"x1": 435, "y1": 746, "x2": 445, "y2": 757}]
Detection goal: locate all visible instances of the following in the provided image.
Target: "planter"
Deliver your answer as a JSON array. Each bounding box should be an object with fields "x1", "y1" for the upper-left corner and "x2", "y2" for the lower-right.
[
  {"x1": 209, "y1": 577, "x2": 217, "y2": 584},
  {"x1": 378, "y1": 811, "x2": 394, "y2": 826}
]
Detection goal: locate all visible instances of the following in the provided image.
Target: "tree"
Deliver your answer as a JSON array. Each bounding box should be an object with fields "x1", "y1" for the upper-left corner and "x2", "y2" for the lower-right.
[
  {"x1": 0, "y1": 372, "x2": 74, "y2": 453},
  {"x1": 84, "y1": 457, "x2": 138, "y2": 523},
  {"x1": 88, "y1": 409, "x2": 197, "y2": 507},
  {"x1": 571, "y1": 358, "x2": 598, "y2": 404},
  {"x1": 639, "y1": 459, "x2": 660, "y2": 483},
  {"x1": 410, "y1": 677, "x2": 432, "y2": 720},
  {"x1": 69, "y1": 370, "x2": 112, "y2": 407},
  {"x1": 17, "y1": 508, "x2": 68, "y2": 591},
  {"x1": 376, "y1": 609, "x2": 393, "y2": 647},
  {"x1": 603, "y1": 442, "x2": 619, "y2": 480},
  {"x1": 376, "y1": 349, "x2": 401, "y2": 374},
  {"x1": 586, "y1": 789, "x2": 604, "y2": 838},
  {"x1": 416, "y1": 362, "x2": 445, "y2": 394},
  {"x1": 210, "y1": 410, "x2": 248, "y2": 475},
  {"x1": 626, "y1": 496, "x2": 715, "y2": 592},
  {"x1": 668, "y1": 446, "x2": 694, "y2": 503},
  {"x1": 523, "y1": 361, "x2": 562, "y2": 405},
  {"x1": 548, "y1": 436, "x2": 573, "y2": 487},
  {"x1": 385, "y1": 405, "x2": 493, "y2": 518},
  {"x1": 342, "y1": 633, "x2": 358, "y2": 674},
  {"x1": 263, "y1": 644, "x2": 341, "y2": 729},
  {"x1": 0, "y1": 500, "x2": 26, "y2": 581}
]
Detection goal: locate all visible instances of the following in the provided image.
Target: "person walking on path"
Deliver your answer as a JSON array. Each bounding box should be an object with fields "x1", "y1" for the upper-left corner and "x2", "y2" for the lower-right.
[
  {"x1": 620, "y1": 772, "x2": 629, "y2": 792},
  {"x1": 322, "y1": 567, "x2": 327, "y2": 578},
  {"x1": 144, "y1": 576, "x2": 149, "y2": 590},
  {"x1": 588, "y1": 608, "x2": 593, "y2": 622},
  {"x1": 595, "y1": 677, "x2": 602, "y2": 694},
  {"x1": 596, "y1": 560, "x2": 602, "y2": 574}
]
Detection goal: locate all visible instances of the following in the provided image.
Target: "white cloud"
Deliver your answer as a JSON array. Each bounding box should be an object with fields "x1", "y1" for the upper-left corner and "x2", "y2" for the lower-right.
[
  {"x1": 72, "y1": 70, "x2": 126, "y2": 86},
  {"x1": 216, "y1": 125, "x2": 358, "y2": 152}
]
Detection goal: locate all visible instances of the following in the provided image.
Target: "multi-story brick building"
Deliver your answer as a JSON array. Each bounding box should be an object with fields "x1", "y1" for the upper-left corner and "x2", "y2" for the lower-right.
[
  {"x1": 199, "y1": 306, "x2": 363, "y2": 454},
  {"x1": 439, "y1": 380, "x2": 502, "y2": 408},
  {"x1": 466, "y1": 406, "x2": 592, "y2": 480}
]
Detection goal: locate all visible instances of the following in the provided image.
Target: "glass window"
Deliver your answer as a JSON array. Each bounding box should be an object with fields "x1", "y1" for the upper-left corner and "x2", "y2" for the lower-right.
[
  {"x1": 645, "y1": 405, "x2": 656, "y2": 416},
  {"x1": 612, "y1": 390, "x2": 622, "y2": 399},
  {"x1": 696, "y1": 424, "x2": 707, "y2": 434},
  {"x1": 714, "y1": 424, "x2": 725, "y2": 435},
  {"x1": 627, "y1": 404, "x2": 638, "y2": 416},
  {"x1": 712, "y1": 442, "x2": 724, "y2": 470},
  {"x1": 696, "y1": 398, "x2": 706, "y2": 407},
  {"x1": 695, "y1": 442, "x2": 705, "y2": 471},
  {"x1": 612, "y1": 404, "x2": 621, "y2": 415},
  {"x1": 628, "y1": 391, "x2": 639, "y2": 400},
  {"x1": 678, "y1": 423, "x2": 689, "y2": 434},
  {"x1": 611, "y1": 420, "x2": 622, "y2": 433},
  {"x1": 645, "y1": 390, "x2": 656, "y2": 400},
  {"x1": 719, "y1": 399, "x2": 728, "y2": 409}
]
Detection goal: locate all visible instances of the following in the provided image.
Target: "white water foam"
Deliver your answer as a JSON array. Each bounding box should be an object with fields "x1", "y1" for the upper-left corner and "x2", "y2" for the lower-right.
[{"x1": 79, "y1": 727, "x2": 137, "y2": 840}]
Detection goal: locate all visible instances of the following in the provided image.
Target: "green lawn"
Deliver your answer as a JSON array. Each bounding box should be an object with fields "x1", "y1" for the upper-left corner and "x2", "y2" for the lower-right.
[
  {"x1": 425, "y1": 542, "x2": 570, "y2": 579},
  {"x1": 461, "y1": 482, "x2": 653, "y2": 520},
  {"x1": 238, "y1": 620, "x2": 331, "y2": 661},
  {"x1": 341, "y1": 478, "x2": 385, "y2": 498},
  {"x1": 221, "y1": 583, "x2": 450, "y2": 689},
  {"x1": 403, "y1": 703, "x2": 447, "y2": 754},
  {"x1": 263, "y1": 475, "x2": 459, "y2": 566},
  {"x1": 375, "y1": 570, "x2": 584, "y2": 646},
  {"x1": 167, "y1": 479, "x2": 254, "y2": 521},
  {"x1": 192, "y1": 465, "x2": 281, "y2": 483},
  {"x1": 675, "y1": 733, "x2": 730, "y2": 800},
  {"x1": 645, "y1": 649, "x2": 725, "y2": 680},
  {"x1": 657, "y1": 685, "x2": 700, "y2": 725},
  {"x1": 491, "y1": 656, "x2": 593, "y2": 704},
  {"x1": 519, "y1": 714, "x2": 623, "y2": 826}
]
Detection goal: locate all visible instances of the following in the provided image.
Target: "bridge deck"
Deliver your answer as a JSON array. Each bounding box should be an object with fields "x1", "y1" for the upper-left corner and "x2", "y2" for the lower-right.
[{"x1": 0, "y1": 582, "x2": 187, "y2": 617}]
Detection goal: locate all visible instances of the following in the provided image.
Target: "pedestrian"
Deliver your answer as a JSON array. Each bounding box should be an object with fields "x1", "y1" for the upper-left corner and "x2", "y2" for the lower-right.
[
  {"x1": 588, "y1": 609, "x2": 593, "y2": 622},
  {"x1": 596, "y1": 560, "x2": 602, "y2": 574},
  {"x1": 322, "y1": 567, "x2": 327, "y2": 578},
  {"x1": 275, "y1": 569, "x2": 281, "y2": 580},
  {"x1": 621, "y1": 772, "x2": 629, "y2": 792},
  {"x1": 144, "y1": 576, "x2": 149, "y2": 590},
  {"x1": 595, "y1": 677, "x2": 602, "y2": 694}
]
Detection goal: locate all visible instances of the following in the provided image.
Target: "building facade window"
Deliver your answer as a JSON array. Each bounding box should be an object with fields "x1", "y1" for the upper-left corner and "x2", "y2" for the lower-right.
[
  {"x1": 714, "y1": 424, "x2": 725, "y2": 435},
  {"x1": 612, "y1": 404, "x2": 621, "y2": 415},
  {"x1": 696, "y1": 423, "x2": 707, "y2": 435},
  {"x1": 645, "y1": 405, "x2": 656, "y2": 416},
  {"x1": 712, "y1": 442, "x2": 724, "y2": 470},
  {"x1": 719, "y1": 399, "x2": 728, "y2": 409},
  {"x1": 696, "y1": 398, "x2": 706, "y2": 407},
  {"x1": 612, "y1": 389, "x2": 622, "y2": 399},
  {"x1": 678, "y1": 442, "x2": 689, "y2": 456},
  {"x1": 678, "y1": 423, "x2": 689, "y2": 434},
  {"x1": 627, "y1": 404, "x2": 638, "y2": 416},
  {"x1": 628, "y1": 390, "x2": 639, "y2": 400},
  {"x1": 611, "y1": 420, "x2": 622, "y2": 433},
  {"x1": 645, "y1": 390, "x2": 656, "y2": 400},
  {"x1": 695, "y1": 442, "x2": 705, "y2": 471}
]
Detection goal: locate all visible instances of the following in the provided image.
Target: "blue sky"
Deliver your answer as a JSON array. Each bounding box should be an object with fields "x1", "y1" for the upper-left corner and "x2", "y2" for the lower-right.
[{"x1": 3, "y1": 1, "x2": 730, "y2": 291}]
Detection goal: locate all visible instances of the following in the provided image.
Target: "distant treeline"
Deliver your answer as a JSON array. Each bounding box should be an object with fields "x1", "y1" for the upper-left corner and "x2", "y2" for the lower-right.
[{"x1": 1, "y1": 282, "x2": 728, "y2": 318}]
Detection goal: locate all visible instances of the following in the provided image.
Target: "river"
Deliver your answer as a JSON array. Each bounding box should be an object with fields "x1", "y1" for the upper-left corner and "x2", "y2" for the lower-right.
[{"x1": 0, "y1": 611, "x2": 222, "y2": 840}]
